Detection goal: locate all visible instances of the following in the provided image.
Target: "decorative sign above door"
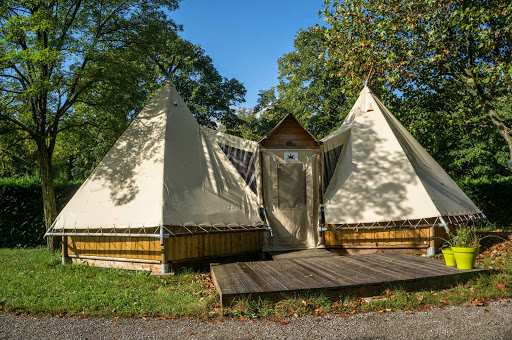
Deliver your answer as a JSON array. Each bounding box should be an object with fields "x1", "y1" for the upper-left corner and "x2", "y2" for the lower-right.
[{"x1": 284, "y1": 152, "x2": 298, "y2": 162}]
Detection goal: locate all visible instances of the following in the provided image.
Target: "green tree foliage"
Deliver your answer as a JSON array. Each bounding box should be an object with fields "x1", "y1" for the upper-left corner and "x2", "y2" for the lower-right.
[
  {"x1": 55, "y1": 36, "x2": 246, "y2": 181},
  {"x1": 0, "y1": 1, "x2": 247, "y2": 248},
  {"x1": 275, "y1": 26, "x2": 348, "y2": 138},
  {"x1": 240, "y1": 26, "x2": 350, "y2": 141},
  {"x1": 392, "y1": 80, "x2": 511, "y2": 179},
  {"x1": 0, "y1": 1, "x2": 180, "y2": 248},
  {"x1": 323, "y1": 0, "x2": 512, "y2": 165}
]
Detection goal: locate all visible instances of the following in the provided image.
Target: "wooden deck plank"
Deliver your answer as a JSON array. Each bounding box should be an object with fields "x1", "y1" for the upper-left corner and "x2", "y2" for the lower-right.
[
  {"x1": 210, "y1": 265, "x2": 235, "y2": 295},
  {"x1": 254, "y1": 261, "x2": 308, "y2": 291},
  {"x1": 316, "y1": 256, "x2": 386, "y2": 285},
  {"x1": 287, "y1": 259, "x2": 342, "y2": 287},
  {"x1": 274, "y1": 259, "x2": 333, "y2": 289},
  {"x1": 372, "y1": 253, "x2": 458, "y2": 276},
  {"x1": 236, "y1": 262, "x2": 275, "y2": 292},
  {"x1": 296, "y1": 258, "x2": 359, "y2": 286},
  {"x1": 244, "y1": 262, "x2": 290, "y2": 291},
  {"x1": 219, "y1": 264, "x2": 251, "y2": 294},
  {"x1": 364, "y1": 254, "x2": 447, "y2": 278},
  {"x1": 355, "y1": 253, "x2": 441, "y2": 278},
  {"x1": 212, "y1": 253, "x2": 487, "y2": 306},
  {"x1": 271, "y1": 249, "x2": 337, "y2": 260},
  {"x1": 335, "y1": 255, "x2": 412, "y2": 281},
  {"x1": 228, "y1": 263, "x2": 263, "y2": 293}
]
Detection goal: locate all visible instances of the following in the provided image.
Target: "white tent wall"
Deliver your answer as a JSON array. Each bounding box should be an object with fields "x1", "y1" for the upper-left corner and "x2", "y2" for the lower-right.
[
  {"x1": 160, "y1": 103, "x2": 263, "y2": 228},
  {"x1": 47, "y1": 81, "x2": 266, "y2": 272},
  {"x1": 50, "y1": 82, "x2": 170, "y2": 231},
  {"x1": 372, "y1": 95, "x2": 481, "y2": 217},
  {"x1": 49, "y1": 81, "x2": 265, "y2": 233},
  {"x1": 320, "y1": 86, "x2": 483, "y2": 254},
  {"x1": 322, "y1": 86, "x2": 443, "y2": 225}
]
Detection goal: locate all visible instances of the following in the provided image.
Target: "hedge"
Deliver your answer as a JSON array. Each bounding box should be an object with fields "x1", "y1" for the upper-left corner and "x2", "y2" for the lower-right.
[
  {"x1": 0, "y1": 177, "x2": 510, "y2": 248},
  {"x1": 456, "y1": 177, "x2": 512, "y2": 228},
  {"x1": 0, "y1": 179, "x2": 80, "y2": 248}
]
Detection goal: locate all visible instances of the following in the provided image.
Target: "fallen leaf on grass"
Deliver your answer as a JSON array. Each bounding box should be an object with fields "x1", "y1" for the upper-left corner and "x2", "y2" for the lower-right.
[
  {"x1": 417, "y1": 295, "x2": 424, "y2": 302},
  {"x1": 314, "y1": 307, "x2": 324, "y2": 315},
  {"x1": 439, "y1": 297, "x2": 449, "y2": 304},
  {"x1": 496, "y1": 282, "x2": 507, "y2": 290}
]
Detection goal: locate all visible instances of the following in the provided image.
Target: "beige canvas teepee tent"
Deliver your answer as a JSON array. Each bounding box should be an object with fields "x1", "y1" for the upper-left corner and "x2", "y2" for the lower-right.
[
  {"x1": 320, "y1": 86, "x2": 483, "y2": 253},
  {"x1": 46, "y1": 80, "x2": 267, "y2": 272},
  {"x1": 47, "y1": 80, "x2": 484, "y2": 271}
]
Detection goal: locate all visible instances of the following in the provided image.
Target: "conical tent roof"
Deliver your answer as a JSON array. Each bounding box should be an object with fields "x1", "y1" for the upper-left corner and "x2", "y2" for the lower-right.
[
  {"x1": 49, "y1": 81, "x2": 264, "y2": 232},
  {"x1": 321, "y1": 86, "x2": 482, "y2": 226}
]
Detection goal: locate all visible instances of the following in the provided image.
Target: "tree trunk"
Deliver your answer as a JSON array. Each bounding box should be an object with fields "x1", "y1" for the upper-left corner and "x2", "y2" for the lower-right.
[
  {"x1": 485, "y1": 103, "x2": 512, "y2": 164},
  {"x1": 450, "y1": 65, "x2": 512, "y2": 165},
  {"x1": 473, "y1": 88, "x2": 512, "y2": 164},
  {"x1": 38, "y1": 141, "x2": 59, "y2": 251}
]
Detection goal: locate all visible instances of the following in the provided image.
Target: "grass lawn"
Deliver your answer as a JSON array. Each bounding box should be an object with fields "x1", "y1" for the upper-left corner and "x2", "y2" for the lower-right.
[
  {"x1": 1, "y1": 236, "x2": 511, "y2": 319},
  {"x1": 0, "y1": 248, "x2": 217, "y2": 318}
]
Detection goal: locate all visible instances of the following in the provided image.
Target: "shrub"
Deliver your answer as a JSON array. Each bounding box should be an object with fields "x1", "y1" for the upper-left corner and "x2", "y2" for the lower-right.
[
  {"x1": 456, "y1": 177, "x2": 512, "y2": 228},
  {"x1": 0, "y1": 178, "x2": 81, "y2": 248}
]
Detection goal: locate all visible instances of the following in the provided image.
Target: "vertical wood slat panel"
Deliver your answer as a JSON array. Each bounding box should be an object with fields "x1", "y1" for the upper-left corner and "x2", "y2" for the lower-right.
[
  {"x1": 68, "y1": 236, "x2": 160, "y2": 261},
  {"x1": 324, "y1": 227, "x2": 432, "y2": 247},
  {"x1": 69, "y1": 231, "x2": 263, "y2": 264}
]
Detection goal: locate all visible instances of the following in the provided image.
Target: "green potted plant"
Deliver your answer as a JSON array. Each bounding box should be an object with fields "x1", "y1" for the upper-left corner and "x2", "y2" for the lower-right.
[{"x1": 449, "y1": 225, "x2": 480, "y2": 270}]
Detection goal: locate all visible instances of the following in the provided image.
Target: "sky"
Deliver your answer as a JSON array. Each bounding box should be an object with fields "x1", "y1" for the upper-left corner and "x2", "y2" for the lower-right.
[{"x1": 172, "y1": 0, "x2": 325, "y2": 108}]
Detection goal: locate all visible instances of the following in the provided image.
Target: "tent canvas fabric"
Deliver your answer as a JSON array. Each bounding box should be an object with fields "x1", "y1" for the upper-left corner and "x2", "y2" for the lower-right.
[
  {"x1": 47, "y1": 80, "x2": 483, "y2": 255},
  {"x1": 321, "y1": 86, "x2": 482, "y2": 226},
  {"x1": 261, "y1": 150, "x2": 322, "y2": 251},
  {"x1": 48, "y1": 81, "x2": 265, "y2": 233}
]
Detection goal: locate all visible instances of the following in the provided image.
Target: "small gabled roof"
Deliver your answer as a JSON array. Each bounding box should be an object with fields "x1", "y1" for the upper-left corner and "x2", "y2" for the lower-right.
[{"x1": 259, "y1": 113, "x2": 321, "y2": 148}]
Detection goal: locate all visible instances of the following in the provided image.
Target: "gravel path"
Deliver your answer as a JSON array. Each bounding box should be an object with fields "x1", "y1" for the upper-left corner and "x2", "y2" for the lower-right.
[{"x1": 1, "y1": 301, "x2": 512, "y2": 340}]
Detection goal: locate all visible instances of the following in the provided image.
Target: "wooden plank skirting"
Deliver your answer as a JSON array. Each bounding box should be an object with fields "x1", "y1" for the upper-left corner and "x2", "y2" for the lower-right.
[
  {"x1": 211, "y1": 253, "x2": 486, "y2": 307},
  {"x1": 66, "y1": 230, "x2": 264, "y2": 273},
  {"x1": 71, "y1": 258, "x2": 161, "y2": 272}
]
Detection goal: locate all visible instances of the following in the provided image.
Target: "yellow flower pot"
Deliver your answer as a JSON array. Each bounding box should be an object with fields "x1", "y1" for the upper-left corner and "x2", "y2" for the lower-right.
[
  {"x1": 451, "y1": 247, "x2": 479, "y2": 270},
  {"x1": 441, "y1": 248, "x2": 456, "y2": 267}
]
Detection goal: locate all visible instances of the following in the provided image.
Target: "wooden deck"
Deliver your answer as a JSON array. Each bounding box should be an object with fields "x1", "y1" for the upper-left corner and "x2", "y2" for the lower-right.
[{"x1": 211, "y1": 252, "x2": 486, "y2": 306}]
